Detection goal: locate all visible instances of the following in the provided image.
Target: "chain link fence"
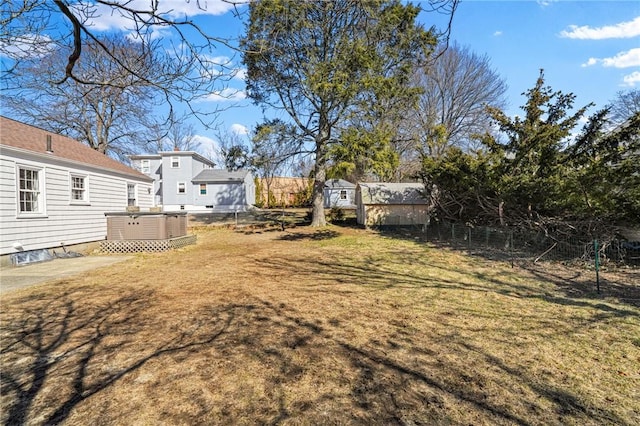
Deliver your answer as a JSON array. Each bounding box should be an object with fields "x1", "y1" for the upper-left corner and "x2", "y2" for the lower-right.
[{"x1": 418, "y1": 221, "x2": 640, "y2": 267}]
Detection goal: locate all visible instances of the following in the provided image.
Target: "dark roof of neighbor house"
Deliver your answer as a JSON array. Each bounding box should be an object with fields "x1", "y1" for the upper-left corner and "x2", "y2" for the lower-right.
[
  {"x1": 357, "y1": 182, "x2": 427, "y2": 205},
  {"x1": 192, "y1": 169, "x2": 250, "y2": 183},
  {"x1": 0, "y1": 116, "x2": 152, "y2": 181},
  {"x1": 324, "y1": 179, "x2": 356, "y2": 189}
]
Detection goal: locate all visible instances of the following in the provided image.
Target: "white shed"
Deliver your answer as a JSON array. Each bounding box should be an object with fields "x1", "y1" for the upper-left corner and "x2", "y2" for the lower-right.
[{"x1": 323, "y1": 179, "x2": 356, "y2": 209}]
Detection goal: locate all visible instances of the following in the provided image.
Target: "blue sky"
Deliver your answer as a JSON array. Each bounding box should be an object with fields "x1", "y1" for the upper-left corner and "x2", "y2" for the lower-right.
[
  {"x1": 196, "y1": 0, "x2": 640, "y2": 154},
  {"x1": 3, "y1": 1, "x2": 639, "y2": 158}
]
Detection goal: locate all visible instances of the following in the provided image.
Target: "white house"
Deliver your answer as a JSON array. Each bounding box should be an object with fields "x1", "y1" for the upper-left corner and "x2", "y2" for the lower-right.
[
  {"x1": 323, "y1": 179, "x2": 356, "y2": 209},
  {"x1": 130, "y1": 152, "x2": 255, "y2": 212},
  {"x1": 0, "y1": 116, "x2": 154, "y2": 257}
]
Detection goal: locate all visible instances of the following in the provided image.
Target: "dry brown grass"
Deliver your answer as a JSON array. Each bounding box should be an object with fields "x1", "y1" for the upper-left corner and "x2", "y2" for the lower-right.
[{"x1": 1, "y1": 225, "x2": 639, "y2": 425}]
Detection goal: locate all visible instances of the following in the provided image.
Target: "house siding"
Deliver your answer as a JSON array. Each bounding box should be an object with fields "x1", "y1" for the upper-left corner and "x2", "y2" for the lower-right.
[
  {"x1": 130, "y1": 156, "x2": 163, "y2": 205},
  {"x1": 324, "y1": 188, "x2": 356, "y2": 208},
  {"x1": 0, "y1": 152, "x2": 152, "y2": 255},
  {"x1": 189, "y1": 173, "x2": 255, "y2": 211},
  {"x1": 161, "y1": 154, "x2": 194, "y2": 208},
  {"x1": 131, "y1": 151, "x2": 255, "y2": 212}
]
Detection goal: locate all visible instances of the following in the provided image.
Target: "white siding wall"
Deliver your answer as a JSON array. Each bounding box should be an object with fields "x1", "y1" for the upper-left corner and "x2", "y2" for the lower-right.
[
  {"x1": 244, "y1": 172, "x2": 256, "y2": 206},
  {"x1": 0, "y1": 154, "x2": 152, "y2": 255}
]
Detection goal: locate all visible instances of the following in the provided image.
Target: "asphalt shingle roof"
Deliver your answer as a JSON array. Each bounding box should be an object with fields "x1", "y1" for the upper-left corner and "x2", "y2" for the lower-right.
[
  {"x1": 357, "y1": 182, "x2": 427, "y2": 205},
  {"x1": 192, "y1": 169, "x2": 250, "y2": 183},
  {"x1": 324, "y1": 179, "x2": 356, "y2": 189},
  {"x1": 0, "y1": 116, "x2": 151, "y2": 181}
]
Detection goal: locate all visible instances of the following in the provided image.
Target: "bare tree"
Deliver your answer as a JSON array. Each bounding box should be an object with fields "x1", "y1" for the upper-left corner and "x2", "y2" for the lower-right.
[
  {"x1": 410, "y1": 42, "x2": 508, "y2": 158},
  {"x1": 214, "y1": 127, "x2": 250, "y2": 171},
  {"x1": 1, "y1": 0, "x2": 244, "y2": 143},
  {"x1": 251, "y1": 119, "x2": 303, "y2": 208},
  {"x1": 1, "y1": 35, "x2": 167, "y2": 159},
  {"x1": 167, "y1": 115, "x2": 199, "y2": 152},
  {"x1": 608, "y1": 89, "x2": 640, "y2": 127}
]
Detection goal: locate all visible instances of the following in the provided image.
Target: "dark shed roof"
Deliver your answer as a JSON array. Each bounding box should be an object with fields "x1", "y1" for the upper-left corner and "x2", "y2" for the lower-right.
[{"x1": 192, "y1": 169, "x2": 250, "y2": 183}]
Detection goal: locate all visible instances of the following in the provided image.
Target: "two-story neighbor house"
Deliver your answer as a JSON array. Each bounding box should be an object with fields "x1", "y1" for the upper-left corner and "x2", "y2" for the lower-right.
[
  {"x1": 130, "y1": 151, "x2": 255, "y2": 212},
  {"x1": 0, "y1": 116, "x2": 154, "y2": 257}
]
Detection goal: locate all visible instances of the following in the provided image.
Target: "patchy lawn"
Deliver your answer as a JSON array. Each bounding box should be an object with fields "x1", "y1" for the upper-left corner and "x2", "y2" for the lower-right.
[{"x1": 1, "y1": 226, "x2": 639, "y2": 425}]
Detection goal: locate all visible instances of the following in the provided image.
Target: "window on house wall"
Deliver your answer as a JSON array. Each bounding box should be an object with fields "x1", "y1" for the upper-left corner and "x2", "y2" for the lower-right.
[
  {"x1": 127, "y1": 183, "x2": 136, "y2": 206},
  {"x1": 340, "y1": 190, "x2": 347, "y2": 200},
  {"x1": 171, "y1": 156, "x2": 180, "y2": 168},
  {"x1": 200, "y1": 184, "x2": 207, "y2": 195},
  {"x1": 70, "y1": 175, "x2": 88, "y2": 203},
  {"x1": 141, "y1": 160, "x2": 150, "y2": 174},
  {"x1": 177, "y1": 182, "x2": 186, "y2": 194},
  {"x1": 18, "y1": 166, "x2": 43, "y2": 214}
]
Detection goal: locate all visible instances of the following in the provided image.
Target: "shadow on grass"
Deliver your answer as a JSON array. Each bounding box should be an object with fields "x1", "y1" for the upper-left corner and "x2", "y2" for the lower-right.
[
  {"x1": 276, "y1": 229, "x2": 341, "y2": 241},
  {"x1": 254, "y1": 250, "x2": 639, "y2": 320},
  {"x1": 373, "y1": 226, "x2": 640, "y2": 309},
  {"x1": 1, "y1": 234, "x2": 635, "y2": 424},
  {"x1": 0, "y1": 287, "x2": 238, "y2": 425}
]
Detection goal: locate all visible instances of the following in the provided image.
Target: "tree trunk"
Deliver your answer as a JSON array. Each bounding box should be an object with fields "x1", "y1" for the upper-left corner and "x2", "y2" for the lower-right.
[{"x1": 310, "y1": 134, "x2": 328, "y2": 227}]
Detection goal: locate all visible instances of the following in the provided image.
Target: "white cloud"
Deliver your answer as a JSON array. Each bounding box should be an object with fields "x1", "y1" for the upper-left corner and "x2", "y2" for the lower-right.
[
  {"x1": 536, "y1": 0, "x2": 558, "y2": 8},
  {"x1": 493, "y1": 31, "x2": 503, "y2": 37},
  {"x1": 72, "y1": 0, "x2": 239, "y2": 33},
  {"x1": 582, "y1": 48, "x2": 640, "y2": 68},
  {"x1": 199, "y1": 55, "x2": 235, "y2": 78},
  {"x1": 560, "y1": 16, "x2": 640, "y2": 39},
  {"x1": 230, "y1": 123, "x2": 249, "y2": 136},
  {"x1": 622, "y1": 71, "x2": 640, "y2": 87},
  {"x1": 232, "y1": 68, "x2": 247, "y2": 80},
  {"x1": 192, "y1": 134, "x2": 222, "y2": 164},
  {"x1": 603, "y1": 48, "x2": 640, "y2": 68},
  {"x1": 205, "y1": 88, "x2": 247, "y2": 102},
  {"x1": 0, "y1": 34, "x2": 55, "y2": 59}
]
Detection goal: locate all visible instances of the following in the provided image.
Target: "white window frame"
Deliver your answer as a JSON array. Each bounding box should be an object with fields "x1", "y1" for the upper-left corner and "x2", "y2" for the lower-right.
[
  {"x1": 141, "y1": 159, "x2": 150, "y2": 174},
  {"x1": 16, "y1": 164, "x2": 46, "y2": 217},
  {"x1": 127, "y1": 183, "x2": 137, "y2": 206},
  {"x1": 69, "y1": 173, "x2": 90, "y2": 205},
  {"x1": 339, "y1": 190, "x2": 347, "y2": 200},
  {"x1": 199, "y1": 183, "x2": 207, "y2": 195},
  {"x1": 177, "y1": 182, "x2": 186, "y2": 194},
  {"x1": 171, "y1": 156, "x2": 180, "y2": 168}
]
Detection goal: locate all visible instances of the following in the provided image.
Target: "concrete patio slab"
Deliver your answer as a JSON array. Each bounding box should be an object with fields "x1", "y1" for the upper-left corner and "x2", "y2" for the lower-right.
[{"x1": 0, "y1": 255, "x2": 132, "y2": 294}]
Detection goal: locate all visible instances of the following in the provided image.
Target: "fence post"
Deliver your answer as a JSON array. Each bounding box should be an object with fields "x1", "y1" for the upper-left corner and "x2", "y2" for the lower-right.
[
  {"x1": 594, "y1": 239, "x2": 601, "y2": 294},
  {"x1": 510, "y1": 230, "x2": 514, "y2": 268},
  {"x1": 452, "y1": 223, "x2": 455, "y2": 242}
]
